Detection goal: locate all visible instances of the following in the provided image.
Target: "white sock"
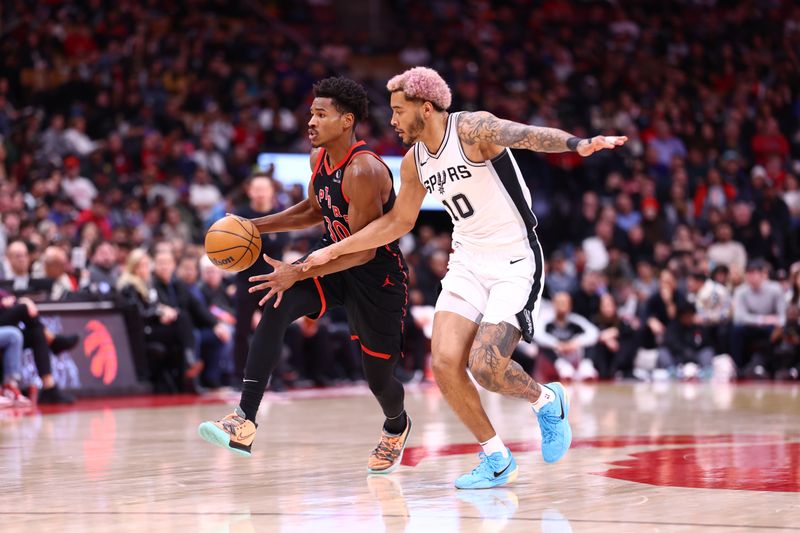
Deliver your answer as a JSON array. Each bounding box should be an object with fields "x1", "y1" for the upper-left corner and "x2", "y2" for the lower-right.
[
  {"x1": 531, "y1": 385, "x2": 556, "y2": 412},
  {"x1": 480, "y1": 435, "x2": 508, "y2": 458}
]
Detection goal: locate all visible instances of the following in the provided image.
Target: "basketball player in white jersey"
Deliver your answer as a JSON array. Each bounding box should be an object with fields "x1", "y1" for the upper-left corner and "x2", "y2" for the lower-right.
[{"x1": 303, "y1": 67, "x2": 627, "y2": 489}]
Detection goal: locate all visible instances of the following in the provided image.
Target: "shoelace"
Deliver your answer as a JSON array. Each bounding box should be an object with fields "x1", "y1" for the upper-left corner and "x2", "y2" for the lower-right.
[
  {"x1": 372, "y1": 435, "x2": 401, "y2": 461},
  {"x1": 468, "y1": 452, "x2": 507, "y2": 477},
  {"x1": 470, "y1": 452, "x2": 489, "y2": 475},
  {"x1": 538, "y1": 412, "x2": 559, "y2": 444},
  {"x1": 221, "y1": 415, "x2": 247, "y2": 436}
]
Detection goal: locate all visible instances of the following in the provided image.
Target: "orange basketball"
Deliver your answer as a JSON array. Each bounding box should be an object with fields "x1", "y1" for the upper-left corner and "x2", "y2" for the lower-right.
[{"x1": 204, "y1": 215, "x2": 262, "y2": 272}]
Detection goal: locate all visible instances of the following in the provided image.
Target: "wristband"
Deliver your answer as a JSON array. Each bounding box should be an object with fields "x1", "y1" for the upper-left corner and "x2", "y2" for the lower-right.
[{"x1": 566, "y1": 137, "x2": 582, "y2": 151}]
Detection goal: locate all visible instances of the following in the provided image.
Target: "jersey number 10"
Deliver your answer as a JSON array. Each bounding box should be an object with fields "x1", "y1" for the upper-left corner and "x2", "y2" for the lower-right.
[{"x1": 442, "y1": 193, "x2": 475, "y2": 221}]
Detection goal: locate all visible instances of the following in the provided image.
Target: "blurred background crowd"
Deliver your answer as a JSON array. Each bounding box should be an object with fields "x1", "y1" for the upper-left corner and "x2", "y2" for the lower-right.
[{"x1": 1, "y1": 0, "x2": 799, "y2": 404}]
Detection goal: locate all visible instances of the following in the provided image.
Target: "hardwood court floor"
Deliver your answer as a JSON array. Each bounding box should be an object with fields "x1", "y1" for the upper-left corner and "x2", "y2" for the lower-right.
[{"x1": 1, "y1": 382, "x2": 798, "y2": 532}]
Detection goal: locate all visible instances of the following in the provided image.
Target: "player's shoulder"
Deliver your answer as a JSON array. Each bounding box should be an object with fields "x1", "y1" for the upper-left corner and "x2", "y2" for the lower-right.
[
  {"x1": 400, "y1": 146, "x2": 420, "y2": 179},
  {"x1": 454, "y1": 110, "x2": 496, "y2": 133},
  {"x1": 348, "y1": 146, "x2": 387, "y2": 176}
]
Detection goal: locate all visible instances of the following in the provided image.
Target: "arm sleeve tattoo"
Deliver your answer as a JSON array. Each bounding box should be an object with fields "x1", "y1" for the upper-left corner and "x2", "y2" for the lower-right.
[{"x1": 457, "y1": 110, "x2": 575, "y2": 152}]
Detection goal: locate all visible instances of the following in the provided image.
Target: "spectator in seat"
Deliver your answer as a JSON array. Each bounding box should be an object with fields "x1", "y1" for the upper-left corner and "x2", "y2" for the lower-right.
[
  {"x1": 4, "y1": 239, "x2": 32, "y2": 291},
  {"x1": 664, "y1": 303, "x2": 716, "y2": 380},
  {"x1": 686, "y1": 269, "x2": 732, "y2": 356},
  {"x1": 731, "y1": 259, "x2": 786, "y2": 377},
  {"x1": 61, "y1": 155, "x2": 97, "y2": 210},
  {"x1": 177, "y1": 254, "x2": 233, "y2": 389},
  {"x1": 545, "y1": 249, "x2": 577, "y2": 298},
  {"x1": 152, "y1": 249, "x2": 230, "y2": 390},
  {"x1": 534, "y1": 292, "x2": 600, "y2": 381},
  {"x1": 0, "y1": 291, "x2": 77, "y2": 404},
  {"x1": 40, "y1": 246, "x2": 76, "y2": 301},
  {"x1": 117, "y1": 248, "x2": 202, "y2": 393},
  {"x1": 572, "y1": 269, "x2": 603, "y2": 319},
  {"x1": 708, "y1": 223, "x2": 747, "y2": 274},
  {"x1": 770, "y1": 304, "x2": 799, "y2": 381},
  {"x1": 590, "y1": 293, "x2": 639, "y2": 378},
  {"x1": 84, "y1": 240, "x2": 120, "y2": 295},
  {"x1": 642, "y1": 269, "x2": 686, "y2": 353},
  {"x1": 0, "y1": 325, "x2": 32, "y2": 408}
]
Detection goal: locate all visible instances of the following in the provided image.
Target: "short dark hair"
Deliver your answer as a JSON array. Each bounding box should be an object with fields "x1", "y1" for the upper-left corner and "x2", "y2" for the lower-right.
[
  {"x1": 746, "y1": 258, "x2": 768, "y2": 273},
  {"x1": 690, "y1": 270, "x2": 706, "y2": 281},
  {"x1": 711, "y1": 264, "x2": 729, "y2": 277},
  {"x1": 313, "y1": 77, "x2": 369, "y2": 123}
]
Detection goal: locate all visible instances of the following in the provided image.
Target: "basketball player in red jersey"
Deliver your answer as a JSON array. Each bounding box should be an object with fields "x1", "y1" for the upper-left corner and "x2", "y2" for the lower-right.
[
  {"x1": 303, "y1": 67, "x2": 626, "y2": 489},
  {"x1": 198, "y1": 78, "x2": 412, "y2": 474}
]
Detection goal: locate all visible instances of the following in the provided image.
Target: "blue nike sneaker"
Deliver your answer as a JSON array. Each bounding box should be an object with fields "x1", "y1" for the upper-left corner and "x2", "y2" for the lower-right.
[
  {"x1": 534, "y1": 382, "x2": 572, "y2": 463},
  {"x1": 454, "y1": 448, "x2": 518, "y2": 489}
]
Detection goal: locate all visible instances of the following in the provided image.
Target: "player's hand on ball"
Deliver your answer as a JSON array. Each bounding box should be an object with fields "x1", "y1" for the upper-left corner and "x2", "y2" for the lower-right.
[
  {"x1": 577, "y1": 135, "x2": 628, "y2": 157},
  {"x1": 301, "y1": 246, "x2": 339, "y2": 272},
  {"x1": 249, "y1": 254, "x2": 299, "y2": 308}
]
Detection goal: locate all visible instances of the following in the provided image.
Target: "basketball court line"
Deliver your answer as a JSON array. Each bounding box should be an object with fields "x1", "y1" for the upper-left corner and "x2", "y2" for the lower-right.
[{"x1": 0, "y1": 510, "x2": 797, "y2": 530}]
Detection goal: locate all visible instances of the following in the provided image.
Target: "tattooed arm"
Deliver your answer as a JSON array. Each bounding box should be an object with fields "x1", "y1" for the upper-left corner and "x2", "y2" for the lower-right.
[{"x1": 456, "y1": 110, "x2": 627, "y2": 155}]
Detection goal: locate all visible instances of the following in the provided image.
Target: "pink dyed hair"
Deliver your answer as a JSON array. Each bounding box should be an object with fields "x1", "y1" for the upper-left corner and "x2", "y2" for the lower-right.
[{"x1": 386, "y1": 67, "x2": 452, "y2": 111}]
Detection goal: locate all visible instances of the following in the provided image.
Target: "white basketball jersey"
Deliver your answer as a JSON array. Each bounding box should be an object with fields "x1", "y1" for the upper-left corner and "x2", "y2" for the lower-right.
[{"x1": 412, "y1": 112, "x2": 539, "y2": 250}]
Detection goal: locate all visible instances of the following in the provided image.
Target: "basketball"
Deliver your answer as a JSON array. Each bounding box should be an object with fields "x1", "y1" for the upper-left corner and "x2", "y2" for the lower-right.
[{"x1": 204, "y1": 215, "x2": 261, "y2": 272}]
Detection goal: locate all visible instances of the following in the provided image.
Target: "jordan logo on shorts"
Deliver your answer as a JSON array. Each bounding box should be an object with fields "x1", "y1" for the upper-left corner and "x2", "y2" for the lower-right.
[{"x1": 382, "y1": 275, "x2": 395, "y2": 287}]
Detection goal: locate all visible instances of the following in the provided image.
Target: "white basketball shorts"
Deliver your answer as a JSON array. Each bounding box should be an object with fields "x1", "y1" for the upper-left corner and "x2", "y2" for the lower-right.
[{"x1": 434, "y1": 238, "x2": 545, "y2": 340}]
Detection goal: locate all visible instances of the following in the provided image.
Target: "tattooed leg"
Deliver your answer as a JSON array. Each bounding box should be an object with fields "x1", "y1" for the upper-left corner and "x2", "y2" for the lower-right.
[{"x1": 468, "y1": 321, "x2": 543, "y2": 403}]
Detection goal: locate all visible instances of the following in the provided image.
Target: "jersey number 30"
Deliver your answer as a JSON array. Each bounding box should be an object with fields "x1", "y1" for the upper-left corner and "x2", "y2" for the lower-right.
[
  {"x1": 324, "y1": 216, "x2": 351, "y2": 242},
  {"x1": 442, "y1": 193, "x2": 475, "y2": 221}
]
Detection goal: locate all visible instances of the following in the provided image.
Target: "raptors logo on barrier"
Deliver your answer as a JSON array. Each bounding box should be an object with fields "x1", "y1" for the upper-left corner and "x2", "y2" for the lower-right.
[{"x1": 83, "y1": 320, "x2": 118, "y2": 385}]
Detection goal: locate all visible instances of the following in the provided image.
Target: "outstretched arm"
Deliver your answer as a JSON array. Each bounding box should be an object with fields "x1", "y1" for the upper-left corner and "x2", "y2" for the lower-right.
[
  {"x1": 247, "y1": 149, "x2": 325, "y2": 233},
  {"x1": 301, "y1": 150, "x2": 426, "y2": 271},
  {"x1": 249, "y1": 154, "x2": 401, "y2": 307},
  {"x1": 456, "y1": 111, "x2": 627, "y2": 155},
  {"x1": 250, "y1": 198, "x2": 320, "y2": 233}
]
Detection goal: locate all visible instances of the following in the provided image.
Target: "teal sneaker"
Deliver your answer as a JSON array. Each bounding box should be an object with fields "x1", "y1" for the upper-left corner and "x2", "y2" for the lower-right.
[
  {"x1": 454, "y1": 449, "x2": 518, "y2": 490},
  {"x1": 197, "y1": 407, "x2": 257, "y2": 457},
  {"x1": 534, "y1": 382, "x2": 572, "y2": 463}
]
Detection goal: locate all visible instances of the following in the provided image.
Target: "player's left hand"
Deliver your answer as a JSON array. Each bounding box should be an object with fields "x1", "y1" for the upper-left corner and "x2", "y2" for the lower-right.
[
  {"x1": 249, "y1": 254, "x2": 300, "y2": 308},
  {"x1": 577, "y1": 135, "x2": 628, "y2": 157},
  {"x1": 300, "y1": 245, "x2": 340, "y2": 272}
]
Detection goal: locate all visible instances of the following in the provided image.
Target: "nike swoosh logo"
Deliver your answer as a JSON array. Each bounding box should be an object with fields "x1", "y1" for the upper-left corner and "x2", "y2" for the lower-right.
[
  {"x1": 238, "y1": 432, "x2": 255, "y2": 440},
  {"x1": 494, "y1": 461, "x2": 511, "y2": 478},
  {"x1": 545, "y1": 385, "x2": 565, "y2": 419},
  {"x1": 509, "y1": 258, "x2": 524, "y2": 264},
  {"x1": 243, "y1": 379, "x2": 258, "y2": 383},
  {"x1": 555, "y1": 388, "x2": 565, "y2": 419},
  {"x1": 420, "y1": 161, "x2": 427, "y2": 166}
]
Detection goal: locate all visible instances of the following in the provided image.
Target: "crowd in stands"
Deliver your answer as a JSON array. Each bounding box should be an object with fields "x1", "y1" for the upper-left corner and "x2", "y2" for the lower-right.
[{"x1": 0, "y1": 0, "x2": 799, "y2": 404}]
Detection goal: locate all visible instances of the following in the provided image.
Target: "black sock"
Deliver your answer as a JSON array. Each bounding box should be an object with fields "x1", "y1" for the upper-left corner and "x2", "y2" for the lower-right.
[
  {"x1": 383, "y1": 410, "x2": 407, "y2": 434},
  {"x1": 239, "y1": 380, "x2": 265, "y2": 422}
]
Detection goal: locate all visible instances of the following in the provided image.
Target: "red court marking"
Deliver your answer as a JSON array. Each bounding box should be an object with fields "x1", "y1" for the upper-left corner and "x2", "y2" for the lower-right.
[
  {"x1": 596, "y1": 442, "x2": 800, "y2": 493},
  {"x1": 12, "y1": 384, "x2": 418, "y2": 417},
  {"x1": 402, "y1": 434, "x2": 800, "y2": 493},
  {"x1": 32, "y1": 394, "x2": 229, "y2": 415},
  {"x1": 400, "y1": 434, "x2": 785, "y2": 467}
]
